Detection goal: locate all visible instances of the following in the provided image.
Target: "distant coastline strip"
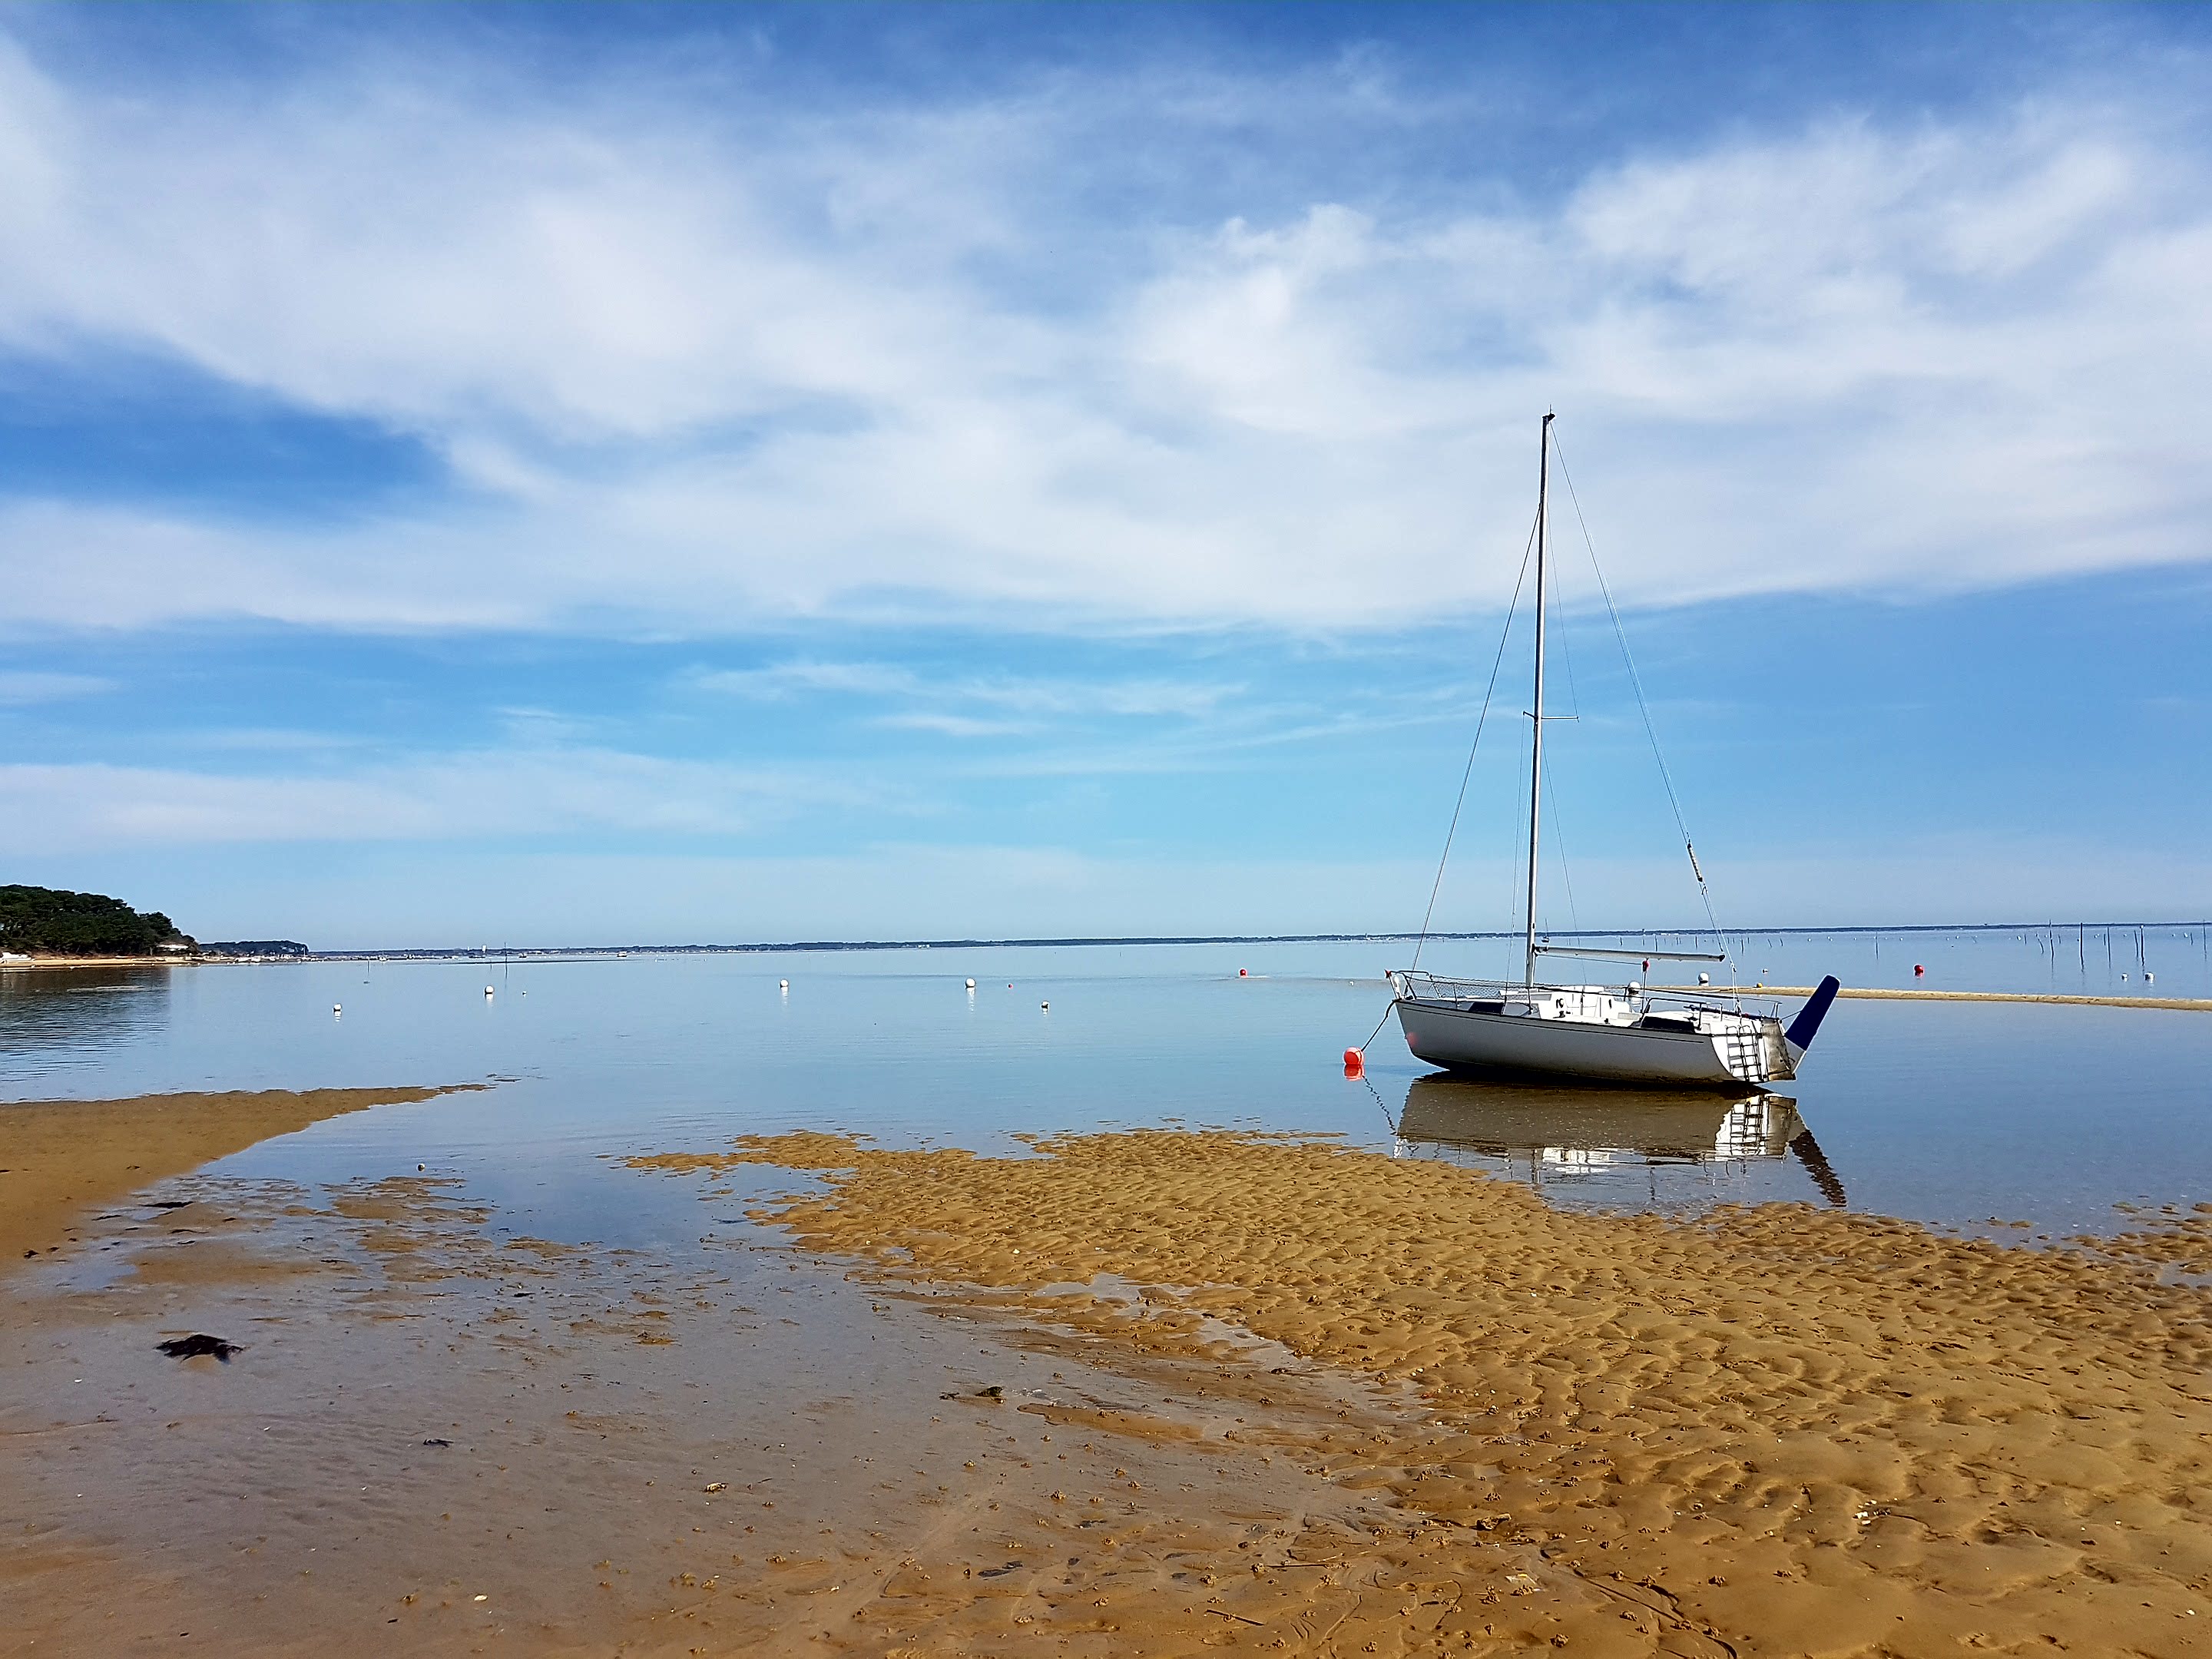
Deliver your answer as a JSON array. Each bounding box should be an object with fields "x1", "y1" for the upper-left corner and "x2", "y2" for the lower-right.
[
  {"x1": 7, "y1": 917, "x2": 2209, "y2": 969},
  {"x1": 1651, "y1": 985, "x2": 2212, "y2": 1012}
]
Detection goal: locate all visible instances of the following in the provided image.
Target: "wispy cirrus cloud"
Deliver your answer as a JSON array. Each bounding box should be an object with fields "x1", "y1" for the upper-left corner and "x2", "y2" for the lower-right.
[
  {"x1": 691, "y1": 660, "x2": 1242, "y2": 730},
  {"x1": 690, "y1": 661, "x2": 928, "y2": 702},
  {"x1": 0, "y1": 747, "x2": 887, "y2": 853},
  {"x1": 0, "y1": 26, "x2": 2208, "y2": 637},
  {"x1": 0, "y1": 670, "x2": 112, "y2": 704},
  {"x1": 873, "y1": 711, "x2": 1035, "y2": 740}
]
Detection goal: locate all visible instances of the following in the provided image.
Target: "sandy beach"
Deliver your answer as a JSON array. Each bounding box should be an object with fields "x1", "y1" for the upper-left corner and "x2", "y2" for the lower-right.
[
  {"x1": 7, "y1": 1090, "x2": 1568, "y2": 1657},
  {"x1": 12, "y1": 0, "x2": 2212, "y2": 1650},
  {"x1": 6, "y1": 1090, "x2": 2210, "y2": 1655},
  {"x1": 631, "y1": 1129, "x2": 2212, "y2": 1657}
]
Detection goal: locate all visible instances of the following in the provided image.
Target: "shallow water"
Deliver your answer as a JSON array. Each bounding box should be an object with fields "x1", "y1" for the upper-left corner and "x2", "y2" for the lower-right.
[
  {"x1": 5, "y1": 932, "x2": 2212, "y2": 1657},
  {"x1": 5, "y1": 926, "x2": 2209, "y2": 1236}
]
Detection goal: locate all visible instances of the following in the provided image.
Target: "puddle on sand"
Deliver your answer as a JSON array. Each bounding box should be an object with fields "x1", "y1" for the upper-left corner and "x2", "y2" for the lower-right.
[
  {"x1": 23, "y1": 1085, "x2": 2212, "y2": 1657},
  {"x1": 2, "y1": 1156, "x2": 1607, "y2": 1659}
]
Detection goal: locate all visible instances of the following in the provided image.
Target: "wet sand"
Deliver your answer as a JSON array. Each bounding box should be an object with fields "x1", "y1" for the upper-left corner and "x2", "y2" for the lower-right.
[
  {"x1": 3, "y1": 1117, "x2": 1553, "y2": 1657},
  {"x1": 9, "y1": 1101, "x2": 2210, "y2": 1656},
  {"x1": 628, "y1": 1129, "x2": 2212, "y2": 1657},
  {"x1": 0, "y1": 1086, "x2": 470, "y2": 1266}
]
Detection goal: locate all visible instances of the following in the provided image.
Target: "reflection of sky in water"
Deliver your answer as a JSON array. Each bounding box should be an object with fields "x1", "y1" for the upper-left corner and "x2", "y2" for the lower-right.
[
  {"x1": 0, "y1": 966, "x2": 171, "y2": 1071},
  {"x1": 2, "y1": 931, "x2": 2207, "y2": 1239}
]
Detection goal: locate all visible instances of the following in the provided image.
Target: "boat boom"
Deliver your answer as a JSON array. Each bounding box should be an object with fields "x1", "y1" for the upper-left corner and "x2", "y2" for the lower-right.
[{"x1": 1532, "y1": 944, "x2": 1727, "y2": 964}]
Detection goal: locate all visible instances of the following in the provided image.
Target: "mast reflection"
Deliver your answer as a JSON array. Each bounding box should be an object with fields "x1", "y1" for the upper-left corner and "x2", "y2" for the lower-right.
[{"x1": 1394, "y1": 1073, "x2": 1847, "y2": 1207}]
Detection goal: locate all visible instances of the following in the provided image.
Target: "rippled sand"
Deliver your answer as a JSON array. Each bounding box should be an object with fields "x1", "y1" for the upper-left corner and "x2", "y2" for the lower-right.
[
  {"x1": 629, "y1": 1129, "x2": 2212, "y2": 1657},
  {"x1": 9, "y1": 1100, "x2": 2210, "y2": 1656}
]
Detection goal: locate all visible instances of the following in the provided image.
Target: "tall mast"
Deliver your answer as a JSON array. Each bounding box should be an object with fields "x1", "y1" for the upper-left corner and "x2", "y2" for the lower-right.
[{"x1": 1524, "y1": 412, "x2": 1553, "y2": 986}]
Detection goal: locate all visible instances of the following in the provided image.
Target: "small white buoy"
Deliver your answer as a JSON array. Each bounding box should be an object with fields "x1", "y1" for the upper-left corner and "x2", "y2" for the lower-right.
[
  {"x1": 2145, "y1": 971, "x2": 2155, "y2": 985},
  {"x1": 779, "y1": 979, "x2": 789, "y2": 991},
  {"x1": 1040, "y1": 1001, "x2": 1050, "y2": 1011},
  {"x1": 1698, "y1": 972, "x2": 1710, "y2": 985},
  {"x1": 965, "y1": 979, "x2": 976, "y2": 990},
  {"x1": 333, "y1": 1003, "x2": 342, "y2": 1015},
  {"x1": 485, "y1": 985, "x2": 495, "y2": 997}
]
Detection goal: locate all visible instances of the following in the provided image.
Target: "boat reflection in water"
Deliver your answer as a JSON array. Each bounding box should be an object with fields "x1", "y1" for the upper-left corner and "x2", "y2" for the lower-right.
[{"x1": 1394, "y1": 1074, "x2": 1848, "y2": 1210}]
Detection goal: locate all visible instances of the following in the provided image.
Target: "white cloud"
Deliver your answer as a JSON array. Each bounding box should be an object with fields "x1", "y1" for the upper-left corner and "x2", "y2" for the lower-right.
[
  {"x1": 873, "y1": 710, "x2": 1035, "y2": 739},
  {"x1": 0, "y1": 747, "x2": 882, "y2": 853},
  {"x1": 0, "y1": 670, "x2": 111, "y2": 704},
  {"x1": 691, "y1": 661, "x2": 929, "y2": 701},
  {"x1": 691, "y1": 660, "x2": 1241, "y2": 730},
  {"x1": 1, "y1": 34, "x2": 2210, "y2": 634}
]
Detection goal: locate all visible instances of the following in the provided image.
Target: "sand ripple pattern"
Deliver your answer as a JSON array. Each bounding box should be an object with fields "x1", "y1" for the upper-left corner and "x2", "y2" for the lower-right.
[{"x1": 634, "y1": 1129, "x2": 2212, "y2": 1657}]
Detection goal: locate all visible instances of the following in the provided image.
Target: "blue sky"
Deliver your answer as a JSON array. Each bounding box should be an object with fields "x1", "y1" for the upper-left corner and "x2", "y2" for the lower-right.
[{"x1": 2, "y1": 4, "x2": 2208, "y2": 946}]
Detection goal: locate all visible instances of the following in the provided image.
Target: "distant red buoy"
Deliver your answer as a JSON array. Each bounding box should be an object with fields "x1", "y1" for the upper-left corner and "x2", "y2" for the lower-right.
[
  {"x1": 1239, "y1": 968, "x2": 1248, "y2": 977},
  {"x1": 1343, "y1": 1048, "x2": 1365, "y2": 1078},
  {"x1": 1642, "y1": 959, "x2": 1651, "y2": 972},
  {"x1": 1914, "y1": 964, "x2": 1925, "y2": 977}
]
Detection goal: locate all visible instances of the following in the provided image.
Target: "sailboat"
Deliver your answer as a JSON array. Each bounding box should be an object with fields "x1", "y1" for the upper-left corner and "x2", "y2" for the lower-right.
[{"x1": 1389, "y1": 415, "x2": 1839, "y2": 1088}]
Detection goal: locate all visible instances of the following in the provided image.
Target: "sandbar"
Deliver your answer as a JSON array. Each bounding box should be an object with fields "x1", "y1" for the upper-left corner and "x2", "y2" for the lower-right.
[
  {"x1": 634, "y1": 1128, "x2": 2212, "y2": 1657},
  {"x1": 0, "y1": 1084, "x2": 468, "y2": 1267}
]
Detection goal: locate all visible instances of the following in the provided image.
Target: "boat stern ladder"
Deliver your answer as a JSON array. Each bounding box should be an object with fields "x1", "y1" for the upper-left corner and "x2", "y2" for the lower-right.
[{"x1": 1719, "y1": 1025, "x2": 1770, "y2": 1084}]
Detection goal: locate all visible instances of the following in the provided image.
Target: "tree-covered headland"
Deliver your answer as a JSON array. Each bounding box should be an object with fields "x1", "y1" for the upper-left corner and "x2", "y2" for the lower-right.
[{"x1": 0, "y1": 886, "x2": 194, "y2": 956}]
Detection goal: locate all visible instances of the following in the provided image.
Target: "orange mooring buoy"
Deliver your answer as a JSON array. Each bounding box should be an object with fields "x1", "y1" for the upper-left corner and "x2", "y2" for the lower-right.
[{"x1": 1343, "y1": 1048, "x2": 1364, "y2": 1078}]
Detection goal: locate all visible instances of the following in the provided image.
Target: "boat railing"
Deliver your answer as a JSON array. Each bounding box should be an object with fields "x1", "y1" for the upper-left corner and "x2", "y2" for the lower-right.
[
  {"x1": 1388, "y1": 970, "x2": 1518, "y2": 1002},
  {"x1": 1641, "y1": 986, "x2": 1780, "y2": 1018},
  {"x1": 1391, "y1": 968, "x2": 1778, "y2": 1018}
]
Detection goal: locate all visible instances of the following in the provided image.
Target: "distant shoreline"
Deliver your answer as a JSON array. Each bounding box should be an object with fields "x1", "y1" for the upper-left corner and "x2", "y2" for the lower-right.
[
  {"x1": 1653, "y1": 983, "x2": 2212, "y2": 1013},
  {"x1": 4, "y1": 916, "x2": 2207, "y2": 969}
]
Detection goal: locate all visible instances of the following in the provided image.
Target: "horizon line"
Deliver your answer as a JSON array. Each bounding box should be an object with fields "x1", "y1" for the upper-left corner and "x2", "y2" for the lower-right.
[{"x1": 210, "y1": 919, "x2": 2212, "y2": 961}]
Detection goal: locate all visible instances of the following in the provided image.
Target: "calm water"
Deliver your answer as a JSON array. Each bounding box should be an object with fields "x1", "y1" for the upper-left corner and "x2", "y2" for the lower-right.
[{"x1": 4, "y1": 926, "x2": 2210, "y2": 1240}]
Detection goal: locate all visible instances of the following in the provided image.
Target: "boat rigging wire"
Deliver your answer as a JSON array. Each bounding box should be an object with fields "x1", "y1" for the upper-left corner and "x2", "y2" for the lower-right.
[
  {"x1": 1361, "y1": 504, "x2": 1541, "y2": 1061},
  {"x1": 1408, "y1": 505, "x2": 1540, "y2": 972},
  {"x1": 1548, "y1": 429, "x2": 1739, "y2": 982},
  {"x1": 1544, "y1": 753, "x2": 1581, "y2": 935}
]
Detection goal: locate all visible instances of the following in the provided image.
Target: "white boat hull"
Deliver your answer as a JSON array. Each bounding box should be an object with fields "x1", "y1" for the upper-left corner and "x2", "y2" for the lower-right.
[{"x1": 1394, "y1": 997, "x2": 1793, "y2": 1088}]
